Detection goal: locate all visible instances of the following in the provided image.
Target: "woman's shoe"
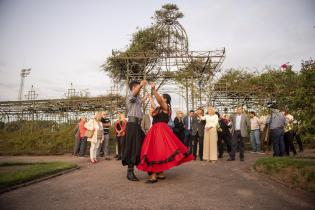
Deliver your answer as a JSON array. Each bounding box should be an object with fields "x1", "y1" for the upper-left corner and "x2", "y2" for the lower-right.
[
  {"x1": 90, "y1": 160, "x2": 96, "y2": 164},
  {"x1": 157, "y1": 176, "x2": 166, "y2": 180},
  {"x1": 157, "y1": 173, "x2": 166, "y2": 180},
  {"x1": 145, "y1": 179, "x2": 158, "y2": 184}
]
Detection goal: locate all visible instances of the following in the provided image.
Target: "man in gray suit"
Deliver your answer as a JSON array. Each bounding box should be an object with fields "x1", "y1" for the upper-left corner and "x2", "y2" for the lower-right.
[
  {"x1": 228, "y1": 106, "x2": 250, "y2": 161},
  {"x1": 192, "y1": 108, "x2": 206, "y2": 160}
]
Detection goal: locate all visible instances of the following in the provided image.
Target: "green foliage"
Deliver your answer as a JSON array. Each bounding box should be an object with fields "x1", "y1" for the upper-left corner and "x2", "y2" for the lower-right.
[
  {"x1": 154, "y1": 3, "x2": 183, "y2": 24},
  {"x1": 0, "y1": 121, "x2": 118, "y2": 155},
  {"x1": 103, "y1": 27, "x2": 166, "y2": 80},
  {"x1": 216, "y1": 60, "x2": 315, "y2": 135},
  {"x1": 0, "y1": 162, "x2": 77, "y2": 189},
  {"x1": 0, "y1": 121, "x2": 75, "y2": 155},
  {"x1": 102, "y1": 4, "x2": 186, "y2": 81}
]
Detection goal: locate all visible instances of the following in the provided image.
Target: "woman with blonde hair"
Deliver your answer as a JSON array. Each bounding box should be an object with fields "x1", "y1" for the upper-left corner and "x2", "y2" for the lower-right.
[
  {"x1": 201, "y1": 106, "x2": 219, "y2": 163},
  {"x1": 84, "y1": 112, "x2": 104, "y2": 164},
  {"x1": 173, "y1": 110, "x2": 185, "y2": 143}
]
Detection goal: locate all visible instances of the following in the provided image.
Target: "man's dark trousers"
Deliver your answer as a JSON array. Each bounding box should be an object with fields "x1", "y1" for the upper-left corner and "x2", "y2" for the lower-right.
[
  {"x1": 270, "y1": 128, "x2": 285, "y2": 156},
  {"x1": 193, "y1": 132, "x2": 204, "y2": 160},
  {"x1": 230, "y1": 130, "x2": 245, "y2": 160}
]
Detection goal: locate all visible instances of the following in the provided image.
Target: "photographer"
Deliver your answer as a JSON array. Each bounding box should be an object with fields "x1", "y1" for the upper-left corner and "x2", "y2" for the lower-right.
[{"x1": 266, "y1": 103, "x2": 286, "y2": 157}]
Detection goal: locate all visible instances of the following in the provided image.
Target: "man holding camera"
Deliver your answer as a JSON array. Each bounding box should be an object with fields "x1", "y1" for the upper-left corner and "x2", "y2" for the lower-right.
[{"x1": 267, "y1": 104, "x2": 286, "y2": 156}]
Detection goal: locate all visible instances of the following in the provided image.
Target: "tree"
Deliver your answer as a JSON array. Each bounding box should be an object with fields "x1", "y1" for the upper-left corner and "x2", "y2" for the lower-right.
[
  {"x1": 215, "y1": 60, "x2": 315, "y2": 135},
  {"x1": 102, "y1": 4, "x2": 186, "y2": 81}
]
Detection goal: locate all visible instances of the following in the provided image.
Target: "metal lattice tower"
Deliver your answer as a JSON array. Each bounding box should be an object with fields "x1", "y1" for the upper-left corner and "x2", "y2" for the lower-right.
[{"x1": 18, "y1": 68, "x2": 31, "y2": 101}]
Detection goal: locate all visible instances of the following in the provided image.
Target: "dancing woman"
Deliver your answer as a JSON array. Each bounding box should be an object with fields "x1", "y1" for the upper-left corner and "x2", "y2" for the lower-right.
[{"x1": 137, "y1": 82, "x2": 194, "y2": 183}]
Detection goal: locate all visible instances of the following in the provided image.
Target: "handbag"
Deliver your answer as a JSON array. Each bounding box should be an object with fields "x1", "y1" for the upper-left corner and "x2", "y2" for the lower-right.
[{"x1": 84, "y1": 130, "x2": 94, "y2": 138}]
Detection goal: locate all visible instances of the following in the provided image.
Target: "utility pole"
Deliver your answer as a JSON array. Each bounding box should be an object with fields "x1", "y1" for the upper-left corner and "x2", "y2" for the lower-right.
[{"x1": 18, "y1": 68, "x2": 31, "y2": 101}]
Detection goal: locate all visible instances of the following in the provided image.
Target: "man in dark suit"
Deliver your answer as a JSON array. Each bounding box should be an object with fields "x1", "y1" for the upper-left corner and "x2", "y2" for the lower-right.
[
  {"x1": 192, "y1": 108, "x2": 206, "y2": 160},
  {"x1": 228, "y1": 106, "x2": 250, "y2": 161},
  {"x1": 183, "y1": 110, "x2": 195, "y2": 152},
  {"x1": 217, "y1": 113, "x2": 232, "y2": 159}
]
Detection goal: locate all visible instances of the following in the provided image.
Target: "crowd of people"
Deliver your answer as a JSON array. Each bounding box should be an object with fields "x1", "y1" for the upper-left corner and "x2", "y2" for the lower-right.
[
  {"x1": 73, "y1": 111, "x2": 112, "y2": 163},
  {"x1": 171, "y1": 104, "x2": 303, "y2": 162},
  {"x1": 73, "y1": 79, "x2": 304, "y2": 184}
]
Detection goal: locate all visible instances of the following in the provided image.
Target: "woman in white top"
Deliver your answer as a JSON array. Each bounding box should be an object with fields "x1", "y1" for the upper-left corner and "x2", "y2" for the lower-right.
[
  {"x1": 84, "y1": 112, "x2": 104, "y2": 163},
  {"x1": 201, "y1": 106, "x2": 219, "y2": 162}
]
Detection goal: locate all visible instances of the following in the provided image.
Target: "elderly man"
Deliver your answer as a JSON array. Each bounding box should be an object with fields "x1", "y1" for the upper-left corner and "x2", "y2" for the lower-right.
[
  {"x1": 184, "y1": 110, "x2": 195, "y2": 152},
  {"x1": 228, "y1": 106, "x2": 250, "y2": 161},
  {"x1": 191, "y1": 108, "x2": 206, "y2": 161}
]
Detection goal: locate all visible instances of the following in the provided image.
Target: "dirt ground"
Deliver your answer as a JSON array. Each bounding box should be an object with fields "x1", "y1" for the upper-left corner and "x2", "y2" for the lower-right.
[{"x1": 0, "y1": 152, "x2": 314, "y2": 210}]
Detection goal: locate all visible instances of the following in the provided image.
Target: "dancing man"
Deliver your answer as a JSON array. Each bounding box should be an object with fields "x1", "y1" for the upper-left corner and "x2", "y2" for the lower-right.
[
  {"x1": 137, "y1": 82, "x2": 194, "y2": 183},
  {"x1": 122, "y1": 80, "x2": 147, "y2": 181}
]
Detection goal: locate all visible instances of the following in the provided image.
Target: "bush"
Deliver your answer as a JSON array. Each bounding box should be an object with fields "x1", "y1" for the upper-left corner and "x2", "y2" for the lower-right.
[{"x1": 0, "y1": 121, "x2": 117, "y2": 155}]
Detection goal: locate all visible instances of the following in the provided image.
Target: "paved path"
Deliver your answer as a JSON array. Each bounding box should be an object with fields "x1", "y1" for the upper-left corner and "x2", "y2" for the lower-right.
[{"x1": 0, "y1": 153, "x2": 314, "y2": 210}]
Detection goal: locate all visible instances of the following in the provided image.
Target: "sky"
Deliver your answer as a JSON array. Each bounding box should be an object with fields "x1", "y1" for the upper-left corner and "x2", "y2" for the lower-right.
[{"x1": 0, "y1": 0, "x2": 314, "y2": 102}]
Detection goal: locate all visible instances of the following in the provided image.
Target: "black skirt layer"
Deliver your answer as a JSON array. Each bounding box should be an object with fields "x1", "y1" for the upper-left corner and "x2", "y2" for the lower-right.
[{"x1": 122, "y1": 122, "x2": 145, "y2": 166}]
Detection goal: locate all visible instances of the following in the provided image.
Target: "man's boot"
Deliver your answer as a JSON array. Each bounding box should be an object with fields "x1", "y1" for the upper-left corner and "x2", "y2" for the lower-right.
[{"x1": 127, "y1": 165, "x2": 139, "y2": 181}]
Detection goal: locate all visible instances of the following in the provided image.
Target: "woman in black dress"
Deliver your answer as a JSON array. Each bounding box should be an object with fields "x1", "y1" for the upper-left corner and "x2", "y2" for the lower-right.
[{"x1": 173, "y1": 111, "x2": 185, "y2": 143}]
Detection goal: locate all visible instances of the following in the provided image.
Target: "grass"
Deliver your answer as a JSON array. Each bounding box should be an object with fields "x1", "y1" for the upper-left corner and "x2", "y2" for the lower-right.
[
  {"x1": 0, "y1": 161, "x2": 78, "y2": 190},
  {"x1": 254, "y1": 157, "x2": 315, "y2": 192}
]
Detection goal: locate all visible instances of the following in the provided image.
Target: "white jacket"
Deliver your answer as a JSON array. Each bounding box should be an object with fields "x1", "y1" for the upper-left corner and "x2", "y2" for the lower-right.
[{"x1": 84, "y1": 119, "x2": 104, "y2": 143}]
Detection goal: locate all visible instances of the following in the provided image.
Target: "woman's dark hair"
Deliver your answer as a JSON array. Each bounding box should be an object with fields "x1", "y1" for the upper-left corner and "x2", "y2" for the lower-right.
[
  {"x1": 250, "y1": 111, "x2": 256, "y2": 116},
  {"x1": 162, "y1": 93, "x2": 172, "y2": 117},
  {"x1": 162, "y1": 93, "x2": 171, "y2": 105},
  {"x1": 215, "y1": 111, "x2": 220, "y2": 118},
  {"x1": 129, "y1": 80, "x2": 140, "y2": 91}
]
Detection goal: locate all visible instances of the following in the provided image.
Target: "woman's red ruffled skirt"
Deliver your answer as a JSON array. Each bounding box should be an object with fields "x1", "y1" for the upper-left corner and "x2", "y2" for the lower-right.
[{"x1": 137, "y1": 122, "x2": 194, "y2": 172}]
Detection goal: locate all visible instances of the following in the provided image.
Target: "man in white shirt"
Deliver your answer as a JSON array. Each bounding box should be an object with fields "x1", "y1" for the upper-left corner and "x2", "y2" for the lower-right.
[
  {"x1": 229, "y1": 106, "x2": 250, "y2": 161},
  {"x1": 249, "y1": 111, "x2": 261, "y2": 153}
]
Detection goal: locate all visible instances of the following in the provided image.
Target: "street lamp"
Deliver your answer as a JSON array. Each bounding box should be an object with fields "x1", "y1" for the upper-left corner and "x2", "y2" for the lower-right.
[{"x1": 18, "y1": 68, "x2": 31, "y2": 101}]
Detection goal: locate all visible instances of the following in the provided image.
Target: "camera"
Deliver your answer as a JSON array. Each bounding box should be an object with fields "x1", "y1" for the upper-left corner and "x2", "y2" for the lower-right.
[{"x1": 266, "y1": 100, "x2": 277, "y2": 108}]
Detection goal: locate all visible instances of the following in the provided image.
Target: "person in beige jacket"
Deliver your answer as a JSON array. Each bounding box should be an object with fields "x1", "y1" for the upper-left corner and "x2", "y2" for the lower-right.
[
  {"x1": 201, "y1": 107, "x2": 219, "y2": 163},
  {"x1": 84, "y1": 112, "x2": 104, "y2": 163}
]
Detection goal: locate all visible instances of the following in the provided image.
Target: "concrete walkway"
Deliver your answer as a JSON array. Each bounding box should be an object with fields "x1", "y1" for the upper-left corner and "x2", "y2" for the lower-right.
[{"x1": 0, "y1": 153, "x2": 314, "y2": 210}]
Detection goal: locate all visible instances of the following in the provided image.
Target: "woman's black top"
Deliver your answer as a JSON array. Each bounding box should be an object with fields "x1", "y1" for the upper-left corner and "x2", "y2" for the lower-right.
[
  {"x1": 152, "y1": 107, "x2": 170, "y2": 124},
  {"x1": 219, "y1": 119, "x2": 231, "y2": 134},
  {"x1": 174, "y1": 117, "x2": 185, "y2": 132}
]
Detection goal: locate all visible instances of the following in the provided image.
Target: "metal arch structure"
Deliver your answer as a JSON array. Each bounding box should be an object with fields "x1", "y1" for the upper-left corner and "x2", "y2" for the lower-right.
[
  {"x1": 109, "y1": 11, "x2": 226, "y2": 113},
  {"x1": 210, "y1": 81, "x2": 270, "y2": 115},
  {"x1": 0, "y1": 95, "x2": 126, "y2": 124}
]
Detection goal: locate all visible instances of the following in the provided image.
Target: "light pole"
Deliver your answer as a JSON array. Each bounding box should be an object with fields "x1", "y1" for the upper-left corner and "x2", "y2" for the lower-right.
[{"x1": 18, "y1": 68, "x2": 31, "y2": 101}]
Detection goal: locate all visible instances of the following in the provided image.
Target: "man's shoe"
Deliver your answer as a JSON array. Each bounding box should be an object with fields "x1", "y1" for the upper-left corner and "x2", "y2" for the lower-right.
[
  {"x1": 127, "y1": 171, "x2": 138, "y2": 181},
  {"x1": 131, "y1": 171, "x2": 139, "y2": 181},
  {"x1": 240, "y1": 158, "x2": 244, "y2": 161},
  {"x1": 227, "y1": 158, "x2": 235, "y2": 161},
  {"x1": 127, "y1": 169, "x2": 139, "y2": 181}
]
